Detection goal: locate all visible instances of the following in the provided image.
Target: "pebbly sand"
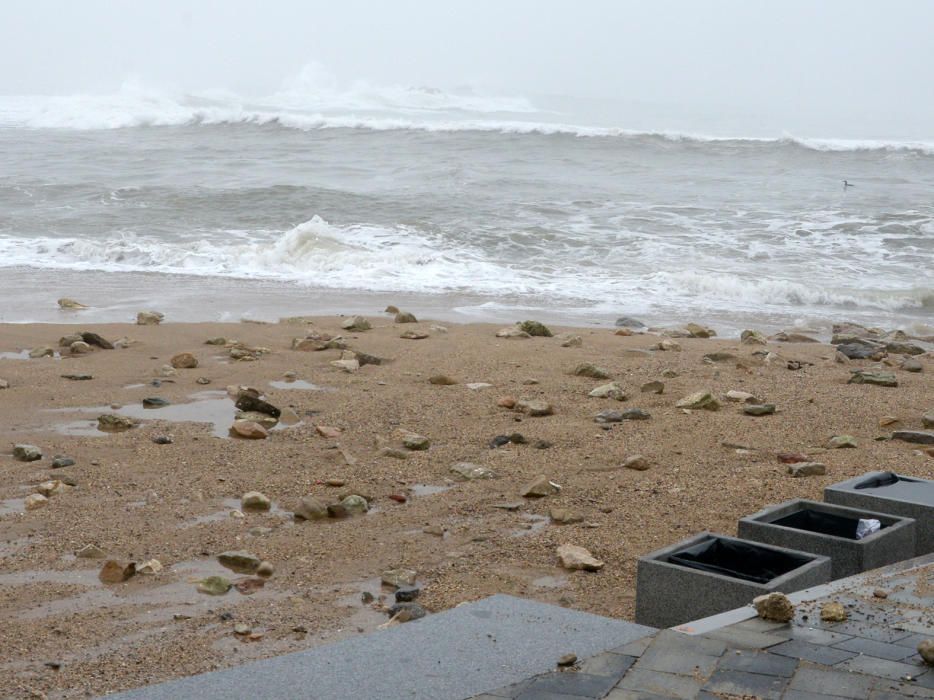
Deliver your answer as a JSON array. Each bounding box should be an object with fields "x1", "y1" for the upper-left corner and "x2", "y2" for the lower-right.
[{"x1": 0, "y1": 314, "x2": 931, "y2": 698}]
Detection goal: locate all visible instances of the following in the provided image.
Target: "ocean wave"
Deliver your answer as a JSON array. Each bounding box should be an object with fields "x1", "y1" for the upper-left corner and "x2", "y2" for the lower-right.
[
  {"x1": 2, "y1": 84, "x2": 933, "y2": 155},
  {"x1": 0, "y1": 217, "x2": 929, "y2": 313}
]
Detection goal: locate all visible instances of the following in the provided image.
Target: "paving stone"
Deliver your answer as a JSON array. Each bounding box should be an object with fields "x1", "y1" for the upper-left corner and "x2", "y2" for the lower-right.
[
  {"x1": 731, "y1": 616, "x2": 794, "y2": 635},
  {"x1": 701, "y1": 668, "x2": 789, "y2": 700},
  {"x1": 716, "y1": 649, "x2": 799, "y2": 677},
  {"x1": 577, "y1": 652, "x2": 636, "y2": 679},
  {"x1": 837, "y1": 655, "x2": 928, "y2": 681},
  {"x1": 702, "y1": 626, "x2": 788, "y2": 650},
  {"x1": 787, "y1": 665, "x2": 874, "y2": 699},
  {"x1": 830, "y1": 621, "x2": 913, "y2": 644},
  {"x1": 521, "y1": 672, "x2": 619, "y2": 698},
  {"x1": 832, "y1": 636, "x2": 918, "y2": 661},
  {"x1": 777, "y1": 625, "x2": 855, "y2": 646},
  {"x1": 483, "y1": 679, "x2": 533, "y2": 698},
  {"x1": 515, "y1": 691, "x2": 594, "y2": 700},
  {"x1": 871, "y1": 685, "x2": 934, "y2": 700},
  {"x1": 614, "y1": 668, "x2": 704, "y2": 700},
  {"x1": 893, "y1": 633, "x2": 934, "y2": 650},
  {"x1": 769, "y1": 639, "x2": 859, "y2": 666},
  {"x1": 634, "y1": 645, "x2": 719, "y2": 677},
  {"x1": 783, "y1": 691, "x2": 851, "y2": 700},
  {"x1": 649, "y1": 629, "x2": 726, "y2": 656},
  {"x1": 605, "y1": 690, "x2": 677, "y2": 700},
  {"x1": 609, "y1": 635, "x2": 655, "y2": 658}
]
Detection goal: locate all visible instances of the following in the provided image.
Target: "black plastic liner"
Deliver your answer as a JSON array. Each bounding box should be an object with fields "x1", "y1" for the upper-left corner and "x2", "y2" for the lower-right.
[
  {"x1": 855, "y1": 472, "x2": 921, "y2": 490},
  {"x1": 773, "y1": 508, "x2": 880, "y2": 540},
  {"x1": 667, "y1": 538, "x2": 811, "y2": 584}
]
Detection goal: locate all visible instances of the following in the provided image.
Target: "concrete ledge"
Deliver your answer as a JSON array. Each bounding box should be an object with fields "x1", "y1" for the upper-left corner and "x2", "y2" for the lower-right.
[
  {"x1": 738, "y1": 498, "x2": 916, "y2": 579},
  {"x1": 634, "y1": 532, "x2": 831, "y2": 629},
  {"x1": 105, "y1": 594, "x2": 655, "y2": 700}
]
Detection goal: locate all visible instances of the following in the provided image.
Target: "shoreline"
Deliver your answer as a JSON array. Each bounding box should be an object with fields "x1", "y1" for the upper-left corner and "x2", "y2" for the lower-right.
[{"x1": 0, "y1": 314, "x2": 931, "y2": 697}]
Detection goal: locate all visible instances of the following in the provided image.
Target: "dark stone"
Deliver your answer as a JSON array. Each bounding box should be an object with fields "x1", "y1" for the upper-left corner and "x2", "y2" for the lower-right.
[
  {"x1": 595, "y1": 410, "x2": 624, "y2": 423},
  {"x1": 489, "y1": 435, "x2": 511, "y2": 448},
  {"x1": 717, "y1": 650, "x2": 798, "y2": 677},
  {"x1": 80, "y1": 332, "x2": 114, "y2": 350},
  {"x1": 836, "y1": 343, "x2": 879, "y2": 359},
  {"x1": 769, "y1": 639, "x2": 857, "y2": 666},
  {"x1": 509, "y1": 433, "x2": 527, "y2": 444},
  {"x1": 326, "y1": 504, "x2": 348, "y2": 519},
  {"x1": 533, "y1": 440, "x2": 553, "y2": 449},
  {"x1": 152, "y1": 435, "x2": 173, "y2": 445},
  {"x1": 703, "y1": 668, "x2": 789, "y2": 699},
  {"x1": 615, "y1": 317, "x2": 645, "y2": 328},
  {"x1": 387, "y1": 602, "x2": 427, "y2": 621},
  {"x1": 61, "y1": 374, "x2": 93, "y2": 381},
  {"x1": 142, "y1": 397, "x2": 171, "y2": 408},
  {"x1": 235, "y1": 394, "x2": 281, "y2": 418},
  {"x1": 394, "y1": 586, "x2": 421, "y2": 602},
  {"x1": 891, "y1": 430, "x2": 934, "y2": 445},
  {"x1": 51, "y1": 455, "x2": 76, "y2": 469},
  {"x1": 522, "y1": 671, "x2": 619, "y2": 698},
  {"x1": 621, "y1": 408, "x2": 651, "y2": 420},
  {"x1": 355, "y1": 352, "x2": 384, "y2": 367}
]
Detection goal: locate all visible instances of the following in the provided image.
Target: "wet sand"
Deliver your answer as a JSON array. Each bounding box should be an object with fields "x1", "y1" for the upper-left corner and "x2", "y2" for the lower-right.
[{"x1": 0, "y1": 315, "x2": 931, "y2": 698}]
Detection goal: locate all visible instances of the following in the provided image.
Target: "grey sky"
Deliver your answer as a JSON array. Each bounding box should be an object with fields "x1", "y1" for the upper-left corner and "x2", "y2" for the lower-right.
[{"x1": 3, "y1": 0, "x2": 933, "y2": 137}]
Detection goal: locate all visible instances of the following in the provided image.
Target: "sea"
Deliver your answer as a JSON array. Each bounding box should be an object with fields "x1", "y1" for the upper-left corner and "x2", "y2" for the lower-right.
[{"x1": 1, "y1": 79, "x2": 932, "y2": 336}]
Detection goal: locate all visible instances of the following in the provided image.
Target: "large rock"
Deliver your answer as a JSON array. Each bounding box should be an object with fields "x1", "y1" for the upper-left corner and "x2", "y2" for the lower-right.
[
  {"x1": 676, "y1": 391, "x2": 720, "y2": 411},
  {"x1": 744, "y1": 404, "x2": 776, "y2": 416},
  {"x1": 341, "y1": 316, "x2": 371, "y2": 331},
  {"x1": 836, "y1": 343, "x2": 880, "y2": 360},
  {"x1": 753, "y1": 592, "x2": 794, "y2": 622},
  {"x1": 99, "y1": 560, "x2": 136, "y2": 584},
  {"x1": 901, "y1": 357, "x2": 923, "y2": 373},
  {"x1": 235, "y1": 394, "x2": 280, "y2": 418},
  {"x1": 848, "y1": 370, "x2": 897, "y2": 387},
  {"x1": 450, "y1": 462, "x2": 496, "y2": 480},
  {"x1": 827, "y1": 435, "x2": 857, "y2": 449},
  {"x1": 685, "y1": 323, "x2": 715, "y2": 338},
  {"x1": 294, "y1": 496, "x2": 328, "y2": 520},
  {"x1": 217, "y1": 550, "x2": 261, "y2": 574},
  {"x1": 518, "y1": 320, "x2": 552, "y2": 337},
  {"x1": 137, "y1": 311, "x2": 164, "y2": 325},
  {"x1": 885, "y1": 341, "x2": 924, "y2": 355},
  {"x1": 97, "y1": 414, "x2": 139, "y2": 432},
  {"x1": 495, "y1": 327, "x2": 531, "y2": 339},
  {"x1": 891, "y1": 431, "x2": 934, "y2": 445},
  {"x1": 573, "y1": 363, "x2": 610, "y2": 379},
  {"x1": 923, "y1": 412, "x2": 934, "y2": 429},
  {"x1": 820, "y1": 601, "x2": 848, "y2": 622},
  {"x1": 919, "y1": 639, "x2": 934, "y2": 666},
  {"x1": 394, "y1": 311, "x2": 418, "y2": 323},
  {"x1": 24, "y1": 493, "x2": 48, "y2": 510},
  {"x1": 615, "y1": 317, "x2": 645, "y2": 328},
  {"x1": 69, "y1": 341, "x2": 91, "y2": 354},
  {"x1": 401, "y1": 431, "x2": 431, "y2": 451},
  {"x1": 589, "y1": 382, "x2": 627, "y2": 400},
  {"x1": 170, "y1": 352, "x2": 198, "y2": 369},
  {"x1": 788, "y1": 462, "x2": 826, "y2": 477},
  {"x1": 197, "y1": 576, "x2": 232, "y2": 595},
  {"x1": 521, "y1": 475, "x2": 560, "y2": 498},
  {"x1": 230, "y1": 420, "x2": 269, "y2": 439},
  {"x1": 381, "y1": 568, "x2": 417, "y2": 588},
  {"x1": 29, "y1": 346, "x2": 54, "y2": 358},
  {"x1": 13, "y1": 444, "x2": 42, "y2": 462},
  {"x1": 557, "y1": 544, "x2": 604, "y2": 572},
  {"x1": 58, "y1": 297, "x2": 88, "y2": 309},
  {"x1": 740, "y1": 330, "x2": 767, "y2": 345},
  {"x1": 515, "y1": 399, "x2": 554, "y2": 417},
  {"x1": 80, "y1": 332, "x2": 113, "y2": 349},
  {"x1": 241, "y1": 491, "x2": 271, "y2": 511}
]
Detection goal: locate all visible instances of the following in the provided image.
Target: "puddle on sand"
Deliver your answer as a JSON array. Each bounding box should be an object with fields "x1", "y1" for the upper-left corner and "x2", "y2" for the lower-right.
[
  {"x1": 0, "y1": 349, "x2": 61, "y2": 360},
  {"x1": 0, "y1": 536, "x2": 35, "y2": 558},
  {"x1": 531, "y1": 575, "x2": 568, "y2": 589},
  {"x1": 509, "y1": 513, "x2": 549, "y2": 538},
  {"x1": 0, "y1": 558, "x2": 282, "y2": 622},
  {"x1": 176, "y1": 498, "x2": 294, "y2": 530},
  {"x1": 0, "y1": 498, "x2": 26, "y2": 517},
  {"x1": 45, "y1": 390, "x2": 295, "y2": 439},
  {"x1": 409, "y1": 484, "x2": 454, "y2": 497},
  {"x1": 269, "y1": 379, "x2": 330, "y2": 391}
]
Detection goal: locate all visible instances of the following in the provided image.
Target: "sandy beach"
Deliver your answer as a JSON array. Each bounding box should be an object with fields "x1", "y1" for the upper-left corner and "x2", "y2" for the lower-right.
[{"x1": 1, "y1": 313, "x2": 932, "y2": 698}]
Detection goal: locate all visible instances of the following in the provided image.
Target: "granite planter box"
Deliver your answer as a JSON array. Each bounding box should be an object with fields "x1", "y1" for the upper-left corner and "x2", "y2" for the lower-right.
[
  {"x1": 634, "y1": 532, "x2": 830, "y2": 629},
  {"x1": 824, "y1": 471, "x2": 934, "y2": 556},
  {"x1": 738, "y1": 499, "x2": 916, "y2": 580}
]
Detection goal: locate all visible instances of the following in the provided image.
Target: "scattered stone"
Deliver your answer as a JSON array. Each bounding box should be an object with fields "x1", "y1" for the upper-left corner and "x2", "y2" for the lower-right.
[
  {"x1": 521, "y1": 475, "x2": 561, "y2": 498},
  {"x1": 59, "y1": 333, "x2": 82, "y2": 347},
  {"x1": 231, "y1": 421, "x2": 269, "y2": 439},
  {"x1": 152, "y1": 435, "x2": 173, "y2": 445},
  {"x1": 37, "y1": 480, "x2": 68, "y2": 497},
  {"x1": 340, "y1": 494, "x2": 369, "y2": 514},
  {"x1": 97, "y1": 414, "x2": 139, "y2": 432},
  {"x1": 341, "y1": 316, "x2": 371, "y2": 331},
  {"x1": 918, "y1": 640, "x2": 934, "y2": 666},
  {"x1": 676, "y1": 391, "x2": 720, "y2": 411},
  {"x1": 495, "y1": 327, "x2": 531, "y2": 339},
  {"x1": 788, "y1": 462, "x2": 827, "y2": 477},
  {"x1": 69, "y1": 340, "x2": 91, "y2": 354},
  {"x1": 99, "y1": 560, "x2": 136, "y2": 584},
  {"x1": 158, "y1": 365, "x2": 177, "y2": 377},
  {"x1": 400, "y1": 331, "x2": 429, "y2": 340},
  {"x1": 686, "y1": 323, "x2": 715, "y2": 338},
  {"x1": 380, "y1": 448, "x2": 408, "y2": 460},
  {"x1": 24, "y1": 493, "x2": 48, "y2": 510},
  {"x1": 641, "y1": 381, "x2": 664, "y2": 394},
  {"x1": 614, "y1": 328, "x2": 633, "y2": 336},
  {"x1": 197, "y1": 576, "x2": 232, "y2": 596},
  {"x1": 76, "y1": 544, "x2": 107, "y2": 559},
  {"x1": 385, "y1": 305, "x2": 400, "y2": 314},
  {"x1": 621, "y1": 408, "x2": 651, "y2": 420},
  {"x1": 256, "y1": 560, "x2": 275, "y2": 578},
  {"x1": 741, "y1": 330, "x2": 767, "y2": 345},
  {"x1": 401, "y1": 432, "x2": 430, "y2": 450},
  {"x1": 887, "y1": 341, "x2": 925, "y2": 355},
  {"x1": 515, "y1": 399, "x2": 554, "y2": 417},
  {"x1": 234, "y1": 623, "x2": 252, "y2": 635},
  {"x1": 777, "y1": 452, "x2": 809, "y2": 464},
  {"x1": 428, "y1": 375, "x2": 457, "y2": 385},
  {"x1": 29, "y1": 346, "x2": 55, "y2": 358},
  {"x1": 394, "y1": 311, "x2": 418, "y2": 324},
  {"x1": 13, "y1": 444, "x2": 42, "y2": 462},
  {"x1": 827, "y1": 435, "x2": 857, "y2": 449},
  {"x1": 497, "y1": 396, "x2": 517, "y2": 409},
  {"x1": 217, "y1": 551, "x2": 261, "y2": 574},
  {"x1": 623, "y1": 455, "x2": 650, "y2": 471},
  {"x1": 381, "y1": 568, "x2": 417, "y2": 588},
  {"x1": 235, "y1": 394, "x2": 280, "y2": 418},
  {"x1": 79, "y1": 332, "x2": 113, "y2": 349},
  {"x1": 901, "y1": 357, "x2": 923, "y2": 373},
  {"x1": 820, "y1": 601, "x2": 848, "y2": 622},
  {"x1": 836, "y1": 343, "x2": 882, "y2": 360},
  {"x1": 891, "y1": 431, "x2": 934, "y2": 445},
  {"x1": 662, "y1": 369, "x2": 678, "y2": 378},
  {"x1": 394, "y1": 585, "x2": 420, "y2": 602},
  {"x1": 518, "y1": 320, "x2": 553, "y2": 337},
  {"x1": 753, "y1": 592, "x2": 794, "y2": 622},
  {"x1": 557, "y1": 544, "x2": 604, "y2": 571},
  {"x1": 169, "y1": 352, "x2": 197, "y2": 369},
  {"x1": 295, "y1": 496, "x2": 328, "y2": 521},
  {"x1": 560, "y1": 335, "x2": 582, "y2": 348},
  {"x1": 615, "y1": 317, "x2": 645, "y2": 328},
  {"x1": 137, "y1": 311, "x2": 164, "y2": 325},
  {"x1": 0, "y1": 379, "x2": 8, "y2": 389},
  {"x1": 589, "y1": 382, "x2": 627, "y2": 400},
  {"x1": 387, "y1": 602, "x2": 427, "y2": 622},
  {"x1": 489, "y1": 435, "x2": 511, "y2": 448},
  {"x1": 291, "y1": 338, "x2": 327, "y2": 351},
  {"x1": 771, "y1": 331, "x2": 819, "y2": 343},
  {"x1": 142, "y1": 397, "x2": 170, "y2": 408},
  {"x1": 573, "y1": 363, "x2": 610, "y2": 379},
  {"x1": 558, "y1": 653, "x2": 578, "y2": 667},
  {"x1": 315, "y1": 425, "x2": 343, "y2": 439},
  {"x1": 653, "y1": 339, "x2": 681, "y2": 351},
  {"x1": 726, "y1": 390, "x2": 758, "y2": 403},
  {"x1": 848, "y1": 370, "x2": 897, "y2": 387},
  {"x1": 550, "y1": 508, "x2": 583, "y2": 524},
  {"x1": 744, "y1": 404, "x2": 776, "y2": 416},
  {"x1": 58, "y1": 297, "x2": 88, "y2": 309},
  {"x1": 450, "y1": 462, "x2": 496, "y2": 480},
  {"x1": 703, "y1": 351, "x2": 736, "y2": 363},
  {"x1": 241, "y1": 491, "x2": 271, "y2": 511},
  {"x1": 137, "y1": 559, "x2": 163, "y2": 575},
  {"x1": 873, "y1": 588, "x2": 889, "y2": 599}
]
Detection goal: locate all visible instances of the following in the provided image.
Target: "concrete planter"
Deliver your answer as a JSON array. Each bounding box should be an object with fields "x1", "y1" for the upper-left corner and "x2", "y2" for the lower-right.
[
  {"x1": 824, "y1": 471, "x2": 934, "y2": 556},
  {"x1": 738, "y1": 499, "x2": 916, "y2": 580},
  {"x1": 634, "y1": 532, "x2": 830, "y2": 629}
]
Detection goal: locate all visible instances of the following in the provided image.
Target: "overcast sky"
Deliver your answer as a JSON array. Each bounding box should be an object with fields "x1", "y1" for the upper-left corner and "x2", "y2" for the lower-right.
[{"x1": 3, "y1": 1, "x2": 933, "y2": 137}]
